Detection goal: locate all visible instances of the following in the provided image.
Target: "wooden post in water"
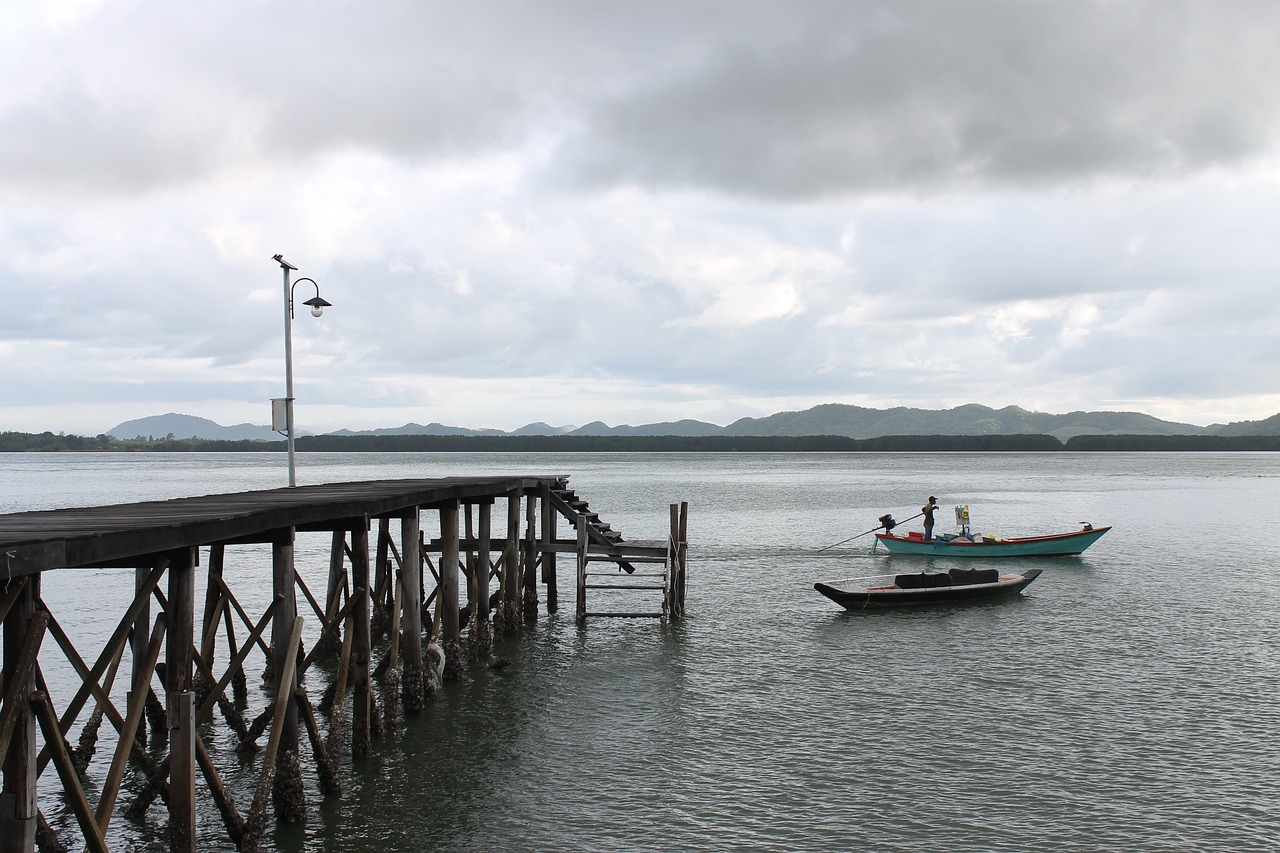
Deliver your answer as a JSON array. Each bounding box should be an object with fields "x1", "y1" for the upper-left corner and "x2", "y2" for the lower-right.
[
  {"x1": 201, "y1": 545, "x2": 225, "y2": 670},
  {"x1": 523, "y1": 493, "x2": 538, "y2": 615},
  {"x1": 541, "y1": 483, "x2": 557, "y2": 609},
  {"x1": 350, "y1": 520, "x2": 372, "y2": 758},
  {"x1": 130, "y1": 563, "x2": 152, "y2": 747},
  {"x1": 439, "y1": 500, "x2": 461, "y2": 680},
  {"x1": 400, "y1": 511, "x2": 425, "y2": 713},
  {"x1": 575, "y1": 515, "x2": 588, "y2": 623},
  {"x1": 270, "y1": 530, "x2": 303, "y2": 822},
  {"x1": 667, "y1": 501, "x2": 688, "y2": 618},
  {"x1": 323, "y1": 531, "x2": 347, "y2": 657},
  {"x1": 678, "y1": 501, "x2": 689, "y2": 615},
  {"x1": 167, "y1": 546, "x2": 197, "y2": 852},
  {"x1": 374, "y1": 517, "x2": 390, "y2": 616},
  {"x1": 463, "y1": 503, "x2": 476, "y2": 616},
  {"x1": 473, "y1": 500, "x2": 493, "y2": 656},
  {"x1": 501, "y1": 490, "x2": 521, "y2": 636},
  {"x1": 0, "y1": 574, "x2": 39, "y2": 853}
]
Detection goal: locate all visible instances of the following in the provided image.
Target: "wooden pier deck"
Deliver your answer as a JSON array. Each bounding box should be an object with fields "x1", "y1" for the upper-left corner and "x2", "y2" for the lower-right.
[{"x1": 0, "y1": 476, "x2": 687, "y2": 852}]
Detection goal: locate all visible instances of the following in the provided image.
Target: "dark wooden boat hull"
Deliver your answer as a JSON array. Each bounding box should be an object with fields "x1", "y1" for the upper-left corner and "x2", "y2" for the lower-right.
[{"x1": 814, "y1": 568, "x2": 1043, "y2": 609}]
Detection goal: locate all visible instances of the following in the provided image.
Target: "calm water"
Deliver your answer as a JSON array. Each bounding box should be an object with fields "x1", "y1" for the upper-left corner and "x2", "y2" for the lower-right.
[{"x1": 3, "y1": 452, "x2": 1279, "y2": 852}]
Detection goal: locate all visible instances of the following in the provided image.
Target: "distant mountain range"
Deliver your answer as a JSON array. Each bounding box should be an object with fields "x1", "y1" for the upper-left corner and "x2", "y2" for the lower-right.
[
  {"x1": 106, "y1": 405, "x2": 1280, "y2": 443},
  {"x1": 108, "y1": 414, "x2": 289, "y2": 442}
]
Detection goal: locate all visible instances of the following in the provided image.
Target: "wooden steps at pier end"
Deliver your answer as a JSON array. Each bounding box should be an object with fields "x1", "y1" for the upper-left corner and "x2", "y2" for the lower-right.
[
  {"x1": 558, "y1": 486, "x2": 688, "y2": 623},
  {"x1": 548, "y1": 480, "x2": 624, "y2": 545}
]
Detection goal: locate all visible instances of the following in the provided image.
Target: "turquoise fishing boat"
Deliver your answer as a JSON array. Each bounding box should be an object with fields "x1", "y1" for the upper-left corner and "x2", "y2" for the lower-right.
[{"x1": 874, "y1": 524, "x2": 1110, "y2": 557}]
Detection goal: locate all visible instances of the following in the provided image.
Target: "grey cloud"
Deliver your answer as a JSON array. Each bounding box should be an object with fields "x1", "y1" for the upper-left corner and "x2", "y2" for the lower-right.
[
  {"x1": 550, "y1": 0, "x2": 1280, "y2": 198},
  {"x1": 9, "y1": 1, "x2": 1277, "y2": 201},
  {"x1": 0, "y1": 81, "x2": 214, "y2": 195}
]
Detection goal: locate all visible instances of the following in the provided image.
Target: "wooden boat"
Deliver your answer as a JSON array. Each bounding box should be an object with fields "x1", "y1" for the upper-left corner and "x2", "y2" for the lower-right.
[
  {"x1": 874, "y1": 524, "x2": 1110, "y2": 558},
  {"x1": 814, "y1": 567, "x2": 1043, "y2": 609}
]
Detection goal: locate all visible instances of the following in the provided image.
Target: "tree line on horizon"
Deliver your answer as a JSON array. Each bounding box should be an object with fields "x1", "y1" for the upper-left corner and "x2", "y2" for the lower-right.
[{"x1": 3, "y1": 430, "x2": 1280, "y2": 453}]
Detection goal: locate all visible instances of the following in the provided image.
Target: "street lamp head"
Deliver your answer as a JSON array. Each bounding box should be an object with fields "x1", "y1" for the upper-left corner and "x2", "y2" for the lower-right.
[
  {"x1": 303, "y1": 295, "x2": 332, "y2": 317},
  {"x1": 289, "y1": 277, "x2": 332, "y2": 319}
]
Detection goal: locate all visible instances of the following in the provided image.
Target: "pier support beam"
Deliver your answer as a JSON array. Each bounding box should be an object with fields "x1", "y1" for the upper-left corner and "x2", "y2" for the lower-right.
[
  {"x1": 472, "y1": 501, "x2": 493, "y2": 657},
  {"x1": 130, "y1": 563, "x2": 152, "y2": 746},
  {"x1": 270, "y1": 530, "x2": 303, "y2": 822},
  {"x1": 669, "y1": 503, "x2": 689, "y2": 618},
  {"x1": 400, "y1": 511, "x2": 425, "y2": 713},
  {"x1": 541, "y1": 484, "x2": 557, "y2": 609},
  {"x1": 439, "y1": 500, "x2": 461, "y2": 680},
  {"x1": 523, "y1": 494, "x2": 538, "y2": 615},
  {"x1": 0, "y1": 574, "x2": 39, "y2": 853},
  {"x1": 350, "y1": 521, "x2": 372, "y2": 758},
  {"x1": 166, "y1": 547, "x2": 197, "y2": 852},
  {"x1": 501, "y1": 490, "x2": 521, "y2": 635},
  {"x1": 323, "y1": 531, "x2": 347, "y2": 658},
  {"x1": 575, "y1": 516, "x2": 588, "y2": 623},
  {"x1": 200, "y1": 545, "x2": 225, "y2": 677},
  {"x1": 374, "y1": 517, "x2": 390, "y2": 622}
]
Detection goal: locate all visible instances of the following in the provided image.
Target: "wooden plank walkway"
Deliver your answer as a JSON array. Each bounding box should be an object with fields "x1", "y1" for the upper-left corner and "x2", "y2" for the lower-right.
[{"x1": 0, "y1": 476, "x2": 547, "y2": 577}]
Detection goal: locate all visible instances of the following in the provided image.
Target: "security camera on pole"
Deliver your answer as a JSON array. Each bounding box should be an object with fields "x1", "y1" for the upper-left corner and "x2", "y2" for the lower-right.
[{"x1": 271, "y1": 254, "x2": 332, "y2": 487}]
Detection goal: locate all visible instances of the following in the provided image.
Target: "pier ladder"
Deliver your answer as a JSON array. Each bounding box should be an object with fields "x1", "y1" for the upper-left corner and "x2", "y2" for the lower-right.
[{"x1": 572, "y1": 500, "x2": 687, "y2": 622}]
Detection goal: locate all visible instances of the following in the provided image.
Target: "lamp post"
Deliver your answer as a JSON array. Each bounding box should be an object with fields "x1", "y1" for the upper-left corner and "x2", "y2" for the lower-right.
[{"x1": 272, "y1": 254, "x2": 332, "y2": 487}]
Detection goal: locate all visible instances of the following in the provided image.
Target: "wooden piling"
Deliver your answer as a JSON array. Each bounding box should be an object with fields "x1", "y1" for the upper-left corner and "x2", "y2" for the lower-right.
[
  {"x1": 374, "y1": 517, "x2": 391, "y2": 619},
  {"x1": 502, "y1": 490, "x2": 521, "y2": 636},
  {"x1": 541, "y1": 483, "x2": 558, "y2": 607},
  {"x1": 166, "y1": 546, "x2": 197, "y2": 853},
  {"x1": 382, "y1": 571, "x2": 403, "y2": 733},
  {"x1": 0, "y1": 577, "x2": 41, "y2": 853},
  {"x1": 321, "y1": 530, "x2": 347, "y2": 658},
  {"x1": 269, "y1": 530, "x2": 303, "y2": 822},
  {"x1": 130, "y1": 562, "x2": 152, "y2": 748},
  {"x1": 200, "y1": 544, "x2": 225, "y2": 670},
  {"x1": 463, "y1": 503, "x2": 476, "y2": 616},
  {"x1": 523, "y1": 493, "x2": 538, "y2": 615},
  {"x1": 676, "y1": 501, "x2": 689, "y2": 616},
  {"x1": 575, "y1": 516, "x2": 588, "y2": 623},
  {"x1": 329, "y1": 611, "x2": 352, "y2": 756},
  {"x1": 350, "y1": 520, "x2": 372, "y2": 759},
  {"x1": 471, "y1": 501, "x2": 493, "y2": 658},
  {"x1": 439, "y1": 501, "x2": 461, "y2": 680},
  {"x1": 399, "y1": 511, "x2": 425, "y2": 713}
]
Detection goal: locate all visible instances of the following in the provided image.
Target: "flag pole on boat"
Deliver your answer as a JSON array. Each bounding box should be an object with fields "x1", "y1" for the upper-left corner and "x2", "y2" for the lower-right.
[{"x1": 817, "y1": 512, "x2": 923, "y2": 553}]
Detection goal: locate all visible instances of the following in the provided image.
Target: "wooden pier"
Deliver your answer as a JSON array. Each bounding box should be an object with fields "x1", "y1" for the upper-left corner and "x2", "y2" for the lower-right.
[{"x1": 0, "y1": 475, "x2": 687, "y2": 852}]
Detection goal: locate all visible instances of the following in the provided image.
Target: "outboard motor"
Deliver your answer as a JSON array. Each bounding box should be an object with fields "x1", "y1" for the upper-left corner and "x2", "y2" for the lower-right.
[{"x1": 878, "y1": 513, "x2": 897, "y2": 532}]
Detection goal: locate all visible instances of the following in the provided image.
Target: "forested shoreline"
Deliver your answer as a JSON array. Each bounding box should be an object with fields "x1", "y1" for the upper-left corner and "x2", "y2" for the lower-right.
[{"x1": 3, "y1": 431, "x2": 1279, "y2": 453}]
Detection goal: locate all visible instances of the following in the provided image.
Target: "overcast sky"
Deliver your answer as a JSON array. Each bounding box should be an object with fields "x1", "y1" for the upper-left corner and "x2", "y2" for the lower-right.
[{"x1": 3, "y1": 0, "x2": 1278, "y2": 435}]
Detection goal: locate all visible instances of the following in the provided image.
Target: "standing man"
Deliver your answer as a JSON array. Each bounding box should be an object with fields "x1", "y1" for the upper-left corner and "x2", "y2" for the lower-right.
[{"x1": 922, "y1": 496, "x2": 938, "y2": 540}]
